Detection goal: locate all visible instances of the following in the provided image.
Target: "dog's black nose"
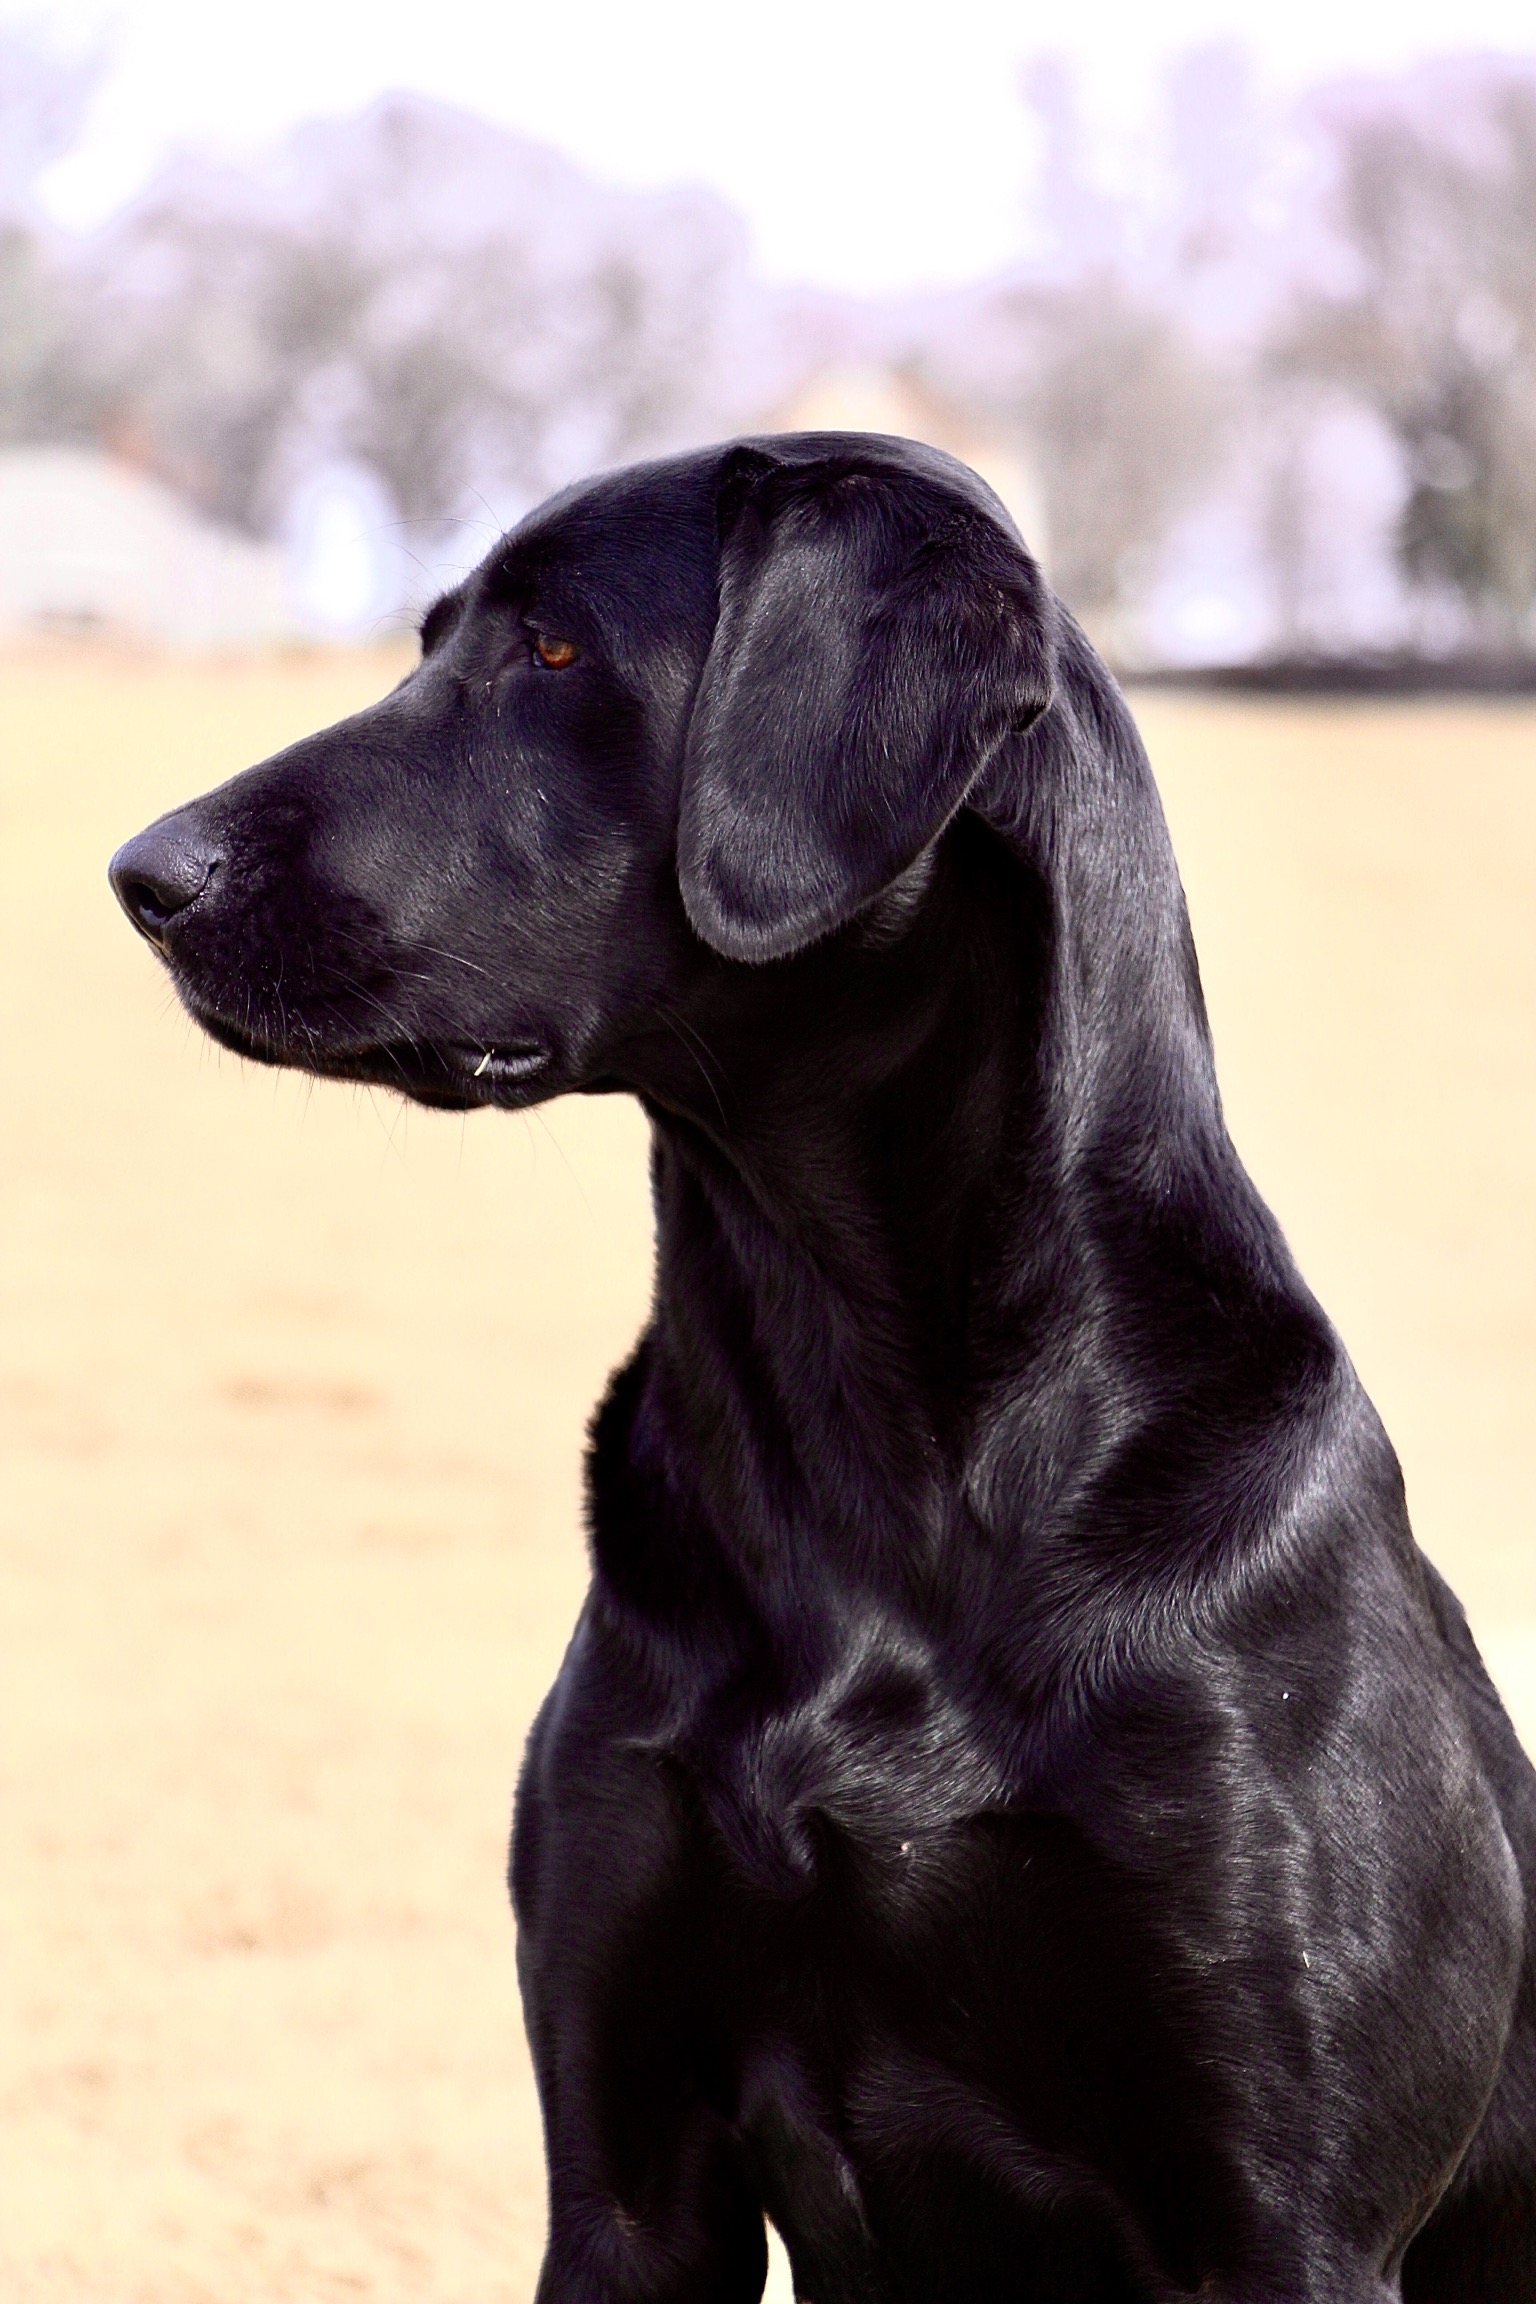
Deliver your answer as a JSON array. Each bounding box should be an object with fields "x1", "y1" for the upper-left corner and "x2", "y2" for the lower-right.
[{"x1": 109, "y1": 822, "x2": 221, "y2": 944}]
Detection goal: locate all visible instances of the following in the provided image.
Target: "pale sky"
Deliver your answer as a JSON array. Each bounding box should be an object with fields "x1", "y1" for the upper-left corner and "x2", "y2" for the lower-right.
[{"x1": 11, "y1": 0, "x2": 1536, "y2": 292}]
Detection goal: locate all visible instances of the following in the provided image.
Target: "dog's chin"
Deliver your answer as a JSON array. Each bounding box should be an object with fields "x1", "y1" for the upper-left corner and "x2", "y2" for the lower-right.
[{"x1": 190, "y1": 1005, "x2": 558, "y2": 1112}]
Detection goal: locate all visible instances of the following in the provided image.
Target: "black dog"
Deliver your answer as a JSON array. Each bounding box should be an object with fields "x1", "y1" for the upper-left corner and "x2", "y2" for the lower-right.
[{"x1": 111, "y1": 435, "x2": 1536, "y2": 2302}]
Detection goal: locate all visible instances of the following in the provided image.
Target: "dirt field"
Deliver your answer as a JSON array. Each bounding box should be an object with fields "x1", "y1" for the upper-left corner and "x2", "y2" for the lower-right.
[{"x1": 2, "y1": 649, "x2": 1532, "y2": 2302}]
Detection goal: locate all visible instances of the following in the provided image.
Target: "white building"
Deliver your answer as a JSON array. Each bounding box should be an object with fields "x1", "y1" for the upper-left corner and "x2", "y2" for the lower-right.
[{"x1": 0, "y1": 447, "x2": 295, "y2": 647}]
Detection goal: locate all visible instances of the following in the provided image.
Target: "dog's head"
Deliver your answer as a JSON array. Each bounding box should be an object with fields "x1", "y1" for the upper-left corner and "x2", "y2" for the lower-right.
[{"x1": 110, "y1": 434, "x2": 1056, "y2": 1112}]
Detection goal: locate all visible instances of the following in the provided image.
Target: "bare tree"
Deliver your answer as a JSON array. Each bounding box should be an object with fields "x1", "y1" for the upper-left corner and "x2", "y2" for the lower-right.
[
  {"x1": 914, "y1": 270, "x2": 1221, "y2": 654},
  {"x1": 905, "y1": 52, "x2": 1229, "y2": 655},
  {"x1": 0, "y1": 25, "x2": 107, "y2": 446},
  {"x1": 86, "y1": 96, "x2": 752, "y2": 545},
  {"x1": 1008, "y1": 279, "x2": 1219, "y2": 634},
  {"x1": 1283, "y1": 64, "x2": 1536, "y2": 647}
]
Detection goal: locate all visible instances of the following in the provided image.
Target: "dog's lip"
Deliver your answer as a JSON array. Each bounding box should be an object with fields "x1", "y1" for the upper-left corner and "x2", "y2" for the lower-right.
[
  {"x1": 188, "y1": 1013, "x2": 545, "y2": 1082},
  {"x1": 184, "y1": 1008, "x2": 555, "y2": 1104},
  {"x1": 445, "y1": 1039, "x2": 551, "y2": 1088}
]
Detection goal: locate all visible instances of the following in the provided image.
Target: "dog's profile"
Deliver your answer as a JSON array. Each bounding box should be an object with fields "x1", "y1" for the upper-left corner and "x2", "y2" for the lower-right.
[{"x1": 112, "y1": 435, "x2": 1536, "y2": 2301}]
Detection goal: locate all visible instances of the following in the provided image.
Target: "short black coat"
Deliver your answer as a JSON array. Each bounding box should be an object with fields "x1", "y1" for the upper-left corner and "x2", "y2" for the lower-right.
[{"x1": 110, "y1": 433, "x2": 1536, "y2": 2302}]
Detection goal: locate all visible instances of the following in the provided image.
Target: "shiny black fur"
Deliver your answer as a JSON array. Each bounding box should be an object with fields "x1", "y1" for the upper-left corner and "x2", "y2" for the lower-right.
[{"x1": 110, "y1": 435, "x2": 1536, "y2": 2301}]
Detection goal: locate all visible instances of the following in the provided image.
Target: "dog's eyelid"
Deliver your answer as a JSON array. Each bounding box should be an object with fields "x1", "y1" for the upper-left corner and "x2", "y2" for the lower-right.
[{"x1": 418, "y1": 594, "x2": 461, "y2": 655}]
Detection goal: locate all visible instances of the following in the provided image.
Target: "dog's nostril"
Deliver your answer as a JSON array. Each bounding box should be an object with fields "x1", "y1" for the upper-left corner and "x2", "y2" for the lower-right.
[
  {"x1": 109, "y1": 827, "x2": 220, "y2": 943},
  {"x1": 119, "y1": 874, "x2": 178, "y2": 932}
]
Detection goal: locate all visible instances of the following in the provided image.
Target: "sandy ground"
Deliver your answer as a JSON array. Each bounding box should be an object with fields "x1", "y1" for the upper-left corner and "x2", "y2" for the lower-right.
[{"x1": 1, "y1": 649, "x2": 1532, "y2": 2302}]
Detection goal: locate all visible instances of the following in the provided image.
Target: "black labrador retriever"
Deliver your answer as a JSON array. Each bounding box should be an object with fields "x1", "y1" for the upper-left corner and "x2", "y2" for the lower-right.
[{"x1": 110, "y1": 434, "x2": 1536, "y2": 2302}]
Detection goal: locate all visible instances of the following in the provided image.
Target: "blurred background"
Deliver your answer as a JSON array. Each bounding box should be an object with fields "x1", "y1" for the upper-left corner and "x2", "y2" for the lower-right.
[
  {"x1": 1, "y1": 4, "x2": 1533, "y2": 2300},
  {"x1": 4, "y1": 0, "x2": 1536, "y2": 667}
]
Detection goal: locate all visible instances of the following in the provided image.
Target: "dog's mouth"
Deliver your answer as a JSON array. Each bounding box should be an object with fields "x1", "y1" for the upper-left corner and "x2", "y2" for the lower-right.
[{"x1": 193, "y1": 1007, "x2": 556, "y2": 1111}]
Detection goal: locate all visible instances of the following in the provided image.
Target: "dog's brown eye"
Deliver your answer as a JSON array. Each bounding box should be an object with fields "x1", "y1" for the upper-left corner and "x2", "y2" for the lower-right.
[{"x1": 533, "y1": 634, "x2": 577, "y2": 669}]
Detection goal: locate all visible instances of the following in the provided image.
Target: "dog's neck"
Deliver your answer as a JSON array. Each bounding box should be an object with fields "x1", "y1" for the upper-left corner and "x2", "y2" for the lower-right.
[{"x1": 622, "y1": 651, "x2": 1317, "y2": 1607}]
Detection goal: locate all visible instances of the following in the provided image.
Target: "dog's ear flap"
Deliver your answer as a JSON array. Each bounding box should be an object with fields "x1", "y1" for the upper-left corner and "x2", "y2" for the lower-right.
[{"x1": 677, "y1": 442, "x2": 1056, "y2": 963}]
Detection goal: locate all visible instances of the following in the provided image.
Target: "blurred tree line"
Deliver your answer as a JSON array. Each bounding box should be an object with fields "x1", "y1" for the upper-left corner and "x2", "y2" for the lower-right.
[
  {"x1": 1281, "y1": 70, "x2": 1536, "y2": 648},
  {"x1": 0, "y1": 28, "x2": 104, "y2": 445},
  {"x1": 0, "y1": 37, "x2": 767, "y2": 556},
  {"x1": 3, "y1": 25, "x2": 1536, "y2": 660}
]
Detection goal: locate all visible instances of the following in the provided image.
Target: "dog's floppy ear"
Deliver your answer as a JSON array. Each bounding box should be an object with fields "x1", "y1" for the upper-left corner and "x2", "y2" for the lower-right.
[{"x1": 677, "y1": 440, "x2": 1056, "y2": 963}]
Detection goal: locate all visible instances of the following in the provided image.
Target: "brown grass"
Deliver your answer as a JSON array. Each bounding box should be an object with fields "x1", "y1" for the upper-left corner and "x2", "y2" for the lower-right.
[{"x1": 2, "y1": 651, "x2": 1532, "y2": 2300}]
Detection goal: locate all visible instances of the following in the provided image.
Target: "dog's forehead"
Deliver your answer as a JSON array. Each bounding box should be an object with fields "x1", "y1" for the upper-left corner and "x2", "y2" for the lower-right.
[
  {"x1": 477, "y1": 452, "x2": 724, "y2": 638},
  {"x1": 434, "y1": 431, "x2": 1024, "y2": 667}
]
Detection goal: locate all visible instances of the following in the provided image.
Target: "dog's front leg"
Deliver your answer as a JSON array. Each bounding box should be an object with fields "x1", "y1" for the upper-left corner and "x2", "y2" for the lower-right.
[
  {"x1": 530, "y1": 2085, "x2": 767, "y2": 2304},
  {"x1": 513, "y1": 1647, "x2": 768, "y2": 2304}
]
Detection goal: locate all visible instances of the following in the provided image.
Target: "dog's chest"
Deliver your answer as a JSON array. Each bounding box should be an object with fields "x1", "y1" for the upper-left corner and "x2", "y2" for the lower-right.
[
  {"x1": 683, "y1": 1628, "x2": 1007, "y2": 1901},
  {"x1": 720, "y1": 1792, "x2": 1179, "y2": 2304}
]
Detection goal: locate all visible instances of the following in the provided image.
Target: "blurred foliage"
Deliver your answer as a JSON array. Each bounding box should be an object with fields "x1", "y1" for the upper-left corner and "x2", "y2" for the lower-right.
[
  {"x1": 1284, "y1": 71, "x2": 1536, "y2": 643},
  {"x1": 84, "y1": 97, "x2": 752, "y2": 541},
  {"x1": 0, "y1": 222, "x2": 105, "y2": 445},
  {"x1": 935, "y1": 275, "x2": 1223, "y2": 631},
  {"x1": 2, "y1": 28, "x2": 1536, "y2": 657},
  {"x1": 0, "y1": 27, "x2": 109, "y2": 448}
]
